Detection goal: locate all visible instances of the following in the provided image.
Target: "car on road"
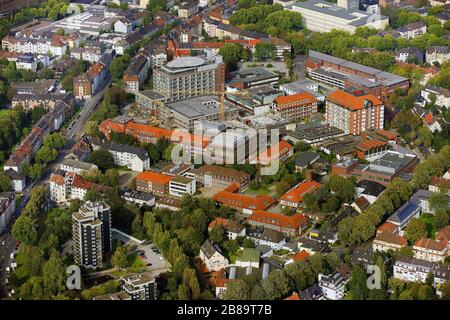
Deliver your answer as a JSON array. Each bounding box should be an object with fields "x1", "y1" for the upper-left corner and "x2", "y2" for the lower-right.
[{"x1": 1, "y1": 240, "x2": 5, "y2": 245}]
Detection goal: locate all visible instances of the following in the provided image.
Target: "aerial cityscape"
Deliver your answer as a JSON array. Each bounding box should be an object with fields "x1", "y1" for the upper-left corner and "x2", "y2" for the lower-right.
[{"x1": 0, "y1": 0, "x2": 449, "y2": 303}]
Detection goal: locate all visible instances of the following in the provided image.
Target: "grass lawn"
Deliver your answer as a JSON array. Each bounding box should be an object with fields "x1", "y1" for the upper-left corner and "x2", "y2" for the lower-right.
[
  {"x1": 420, "y1": 214, "x2": 436, "y2": 239},
  {"x1": 244, "y1": 185, "x2": 271, "y2": 196}
]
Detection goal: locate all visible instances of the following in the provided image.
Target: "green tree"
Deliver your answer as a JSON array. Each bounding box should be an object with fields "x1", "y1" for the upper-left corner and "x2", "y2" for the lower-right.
[
  {"x1": 87, "y1": 149, "x2": 115, "y2": 171},
  {"x1": 222, "y1": 280, "x2": 250, "y2": 300},
  {"x1": 42, "y1": 251, "x2": 66, "y2": 297},
  {"x1": 0, "y1": 173, "x2": 11, "y2": 192},
  {"x1": 405, "y1": 218, "x2": 427, "y2": 244},
  {"x1": 111, "y1": 245, "x2": 128, "y2": 268},
  {"x1": 44, "y1": 133, "x2": 66, "y2": 149},
  {"x1": 349, "y1": 265, "x2": 368, "y2": 300},
  {"x1": 218, "y1": 43, "x2": 244, "y2": 67},
  {"x1": 35, "y1": 146, "x2": 57, "y2": 163},
  {"x1": 12, "y1": 215, "x2": 37, "y2": 245}
]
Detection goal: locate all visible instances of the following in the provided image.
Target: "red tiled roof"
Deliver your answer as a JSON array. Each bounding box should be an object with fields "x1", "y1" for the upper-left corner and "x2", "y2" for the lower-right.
[
  {"x1": 50, "y1": 173, "x2": 65, "y2": 185},
  {"x1": 71, "y1": 174, "x2": 94, "y2": 190},
  {"x1": 249, "y1": 211, "x2": 308, "y2": 230},
  {"x1": 327, "y1": 90, "x2": 382, "y2": 111},
  {"x1": 213, "y1": 191, "x2": 275, "y2": 211},
  {"x1": 291, "y1": 250, "x2": 310, "y2": 262},
  {"x1": 275, "y1": 92, "x2": 317, "y2": 105},
  {"x1": 377, "y1": 222, "x2": 398, "y2": 234},
  {"x1": 376, "y1": 129, "x2": 398, "y2": 141},
  {"x1": 285, "y1": 292, "x2": 301, "y2": 300},
  {"x1": 280, "y1": 180, "x2": 321, "y2": 204},
  {"x1": 208, "y1": 217, "x2": 229, "y2": 229},
  {"x1": 374, "y1": 231, "x2": 407, "y2": 246},
  {"x1": 423, "y1": 112, "x2": 434, "y2": 124},
  {"x1": 436, "y1": 226, "x2": 450, "y2": 243},
  {"x1": 136, "y1": 171, "x2": 173, "y2": 184},
  {"x1": 414, "y1": 238, "x2": 447, "y2": 251},
  {"x1": 429, "y1": 176, "x2": 450, "y2": 189}
]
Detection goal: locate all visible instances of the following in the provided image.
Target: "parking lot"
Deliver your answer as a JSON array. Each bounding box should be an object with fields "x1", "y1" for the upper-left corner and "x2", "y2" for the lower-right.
[{"x1": 137, "y1": 243, "x2": 171, "y2": 276}]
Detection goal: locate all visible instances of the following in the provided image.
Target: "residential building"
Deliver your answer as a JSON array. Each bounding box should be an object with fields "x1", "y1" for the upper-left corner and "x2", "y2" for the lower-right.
[
  {"x1": 72, "y1": 201, "x2": 112, "y2": 269},
  {"x1": 59, "y1": 158, "x2": 98, "y2": 175},
  {"x1": 199, "y1": 239, "x2": 229, "y2": 271},
  {"x1": 15, "y1": 54, "x2": 37, "y2": 72},
  {"x1": 194, "y1": 165, "x2": 250, "y2": 192},
  {"x1": 71, "y1": 46, "x2": 103, "y2": 63},
  {"x1": 394, "y1": 47, "x2": 424, "y2": 64},
  {"x1": 387, "y1": 201, "x2": 421, "y2": 235},
  {"x1": 248, "y1": 210, "x2": 308, "y2": 237},
  {"x1": 355, "y1": 179, "x2": 386, "y2": 204},
  {"x1": 135, "y1": 171, "x2": 173, "y2": 195},
  {"x1": 325, "y1": 90, "x2": 384, "y2": 135},
  {"x1": 178, "y1": 1, "x2": 199, "y2": 19},
  {"x1": 429, "y1": 176, "x2": 450, "y2": 196},
  {"x1": 0, "y1": 193, "x2": 15, "y2": 235},
  {"x1": 121, "y1": 272, "x2": 157, "y2": 300},
  {"x1": 168, "y1": 176, "x2": 196, "y2": 197},
  {"x1": 318, "y1": 271, "x2": 349, "y2": 300},
  {"x1": 351, "y1": 196, "x2": 370, "y2": 213},
  {"x1": 306, "y1": 50, "x2": 409, "y2": 99},
  {"x1": 413, "y1": 238, "x2": 448, "y2": 263},
  {"x1": 426, "y1": 46, "x2": 450, "y2": 65},
  {"x1": 153, "y1": 53, "x2": 225, "y2": 101},
  {"x1": 247, "y1": 227, "x2": 287, "y2": 250},
  {"x1": 422, "y1": 112, "x2": 444, "y2": 133},
  {"x1": 119, "y1": 189, "x2": 156, "y2": 207},
  {"x1": 372, "y1": 231, "x2": 407, "y2": 252},
  {"x1": 123, "y1": 52, "x2": 151, "y2": 93},
  {"x1": 393, "y1": 256, "x2": 450, "y2": 296},
  {"x1": 89, "y1": 137, "x2": 150, "y2": 172},
  {"x1": 273, "y1": 92, "x2": 318, "y2": 122},
  {"x1": 50, "y1": 170, "x2": 110, "y2": 204},
  {"x1": 73, "y1": 54, "x2": 111, "y2": 99},
  {"x1": 279, "y1": 180, "x2": 321, "y2": 210},
  {"x1": 288, "y1": 0, "x2": 389, "y2": 34},
  {"x1": 421, "y1": 85, "x2": 450, "y2": 109},
  {"x1": 396, "y1": 21, "x2": 427, "y2": 39},
  {"x1": 208, "y1": 217, "x2": 246, "y2": 240},
  {"x1": 236, "y1": 249, "x2": 260, "y2": 268}
]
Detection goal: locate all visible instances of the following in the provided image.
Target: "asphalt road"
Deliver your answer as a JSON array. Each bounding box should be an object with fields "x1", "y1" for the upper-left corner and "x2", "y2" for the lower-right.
[{"x1": 293, "y1": 54, "x2": 306, "y2": 80}]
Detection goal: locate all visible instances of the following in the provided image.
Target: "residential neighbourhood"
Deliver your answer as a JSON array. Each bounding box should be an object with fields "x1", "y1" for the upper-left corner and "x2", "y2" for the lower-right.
[{"x1": 0, "y1": 0, "x2": 449, "y2": 305}]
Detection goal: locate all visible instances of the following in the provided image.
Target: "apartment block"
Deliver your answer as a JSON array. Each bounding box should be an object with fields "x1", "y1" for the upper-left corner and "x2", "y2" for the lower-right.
[
  {"x1": 89, "y1": 137, "x2": 150, "y2": 172},
  {"x1": 326, "y1": 90, "x2": 384, "y2": 135},
  {"x1": 121, "y1": 272, "x2": 157, "y2": 300},
  {"x1": 72, "y1": 201, "x2": 112, "y2": 269}
]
